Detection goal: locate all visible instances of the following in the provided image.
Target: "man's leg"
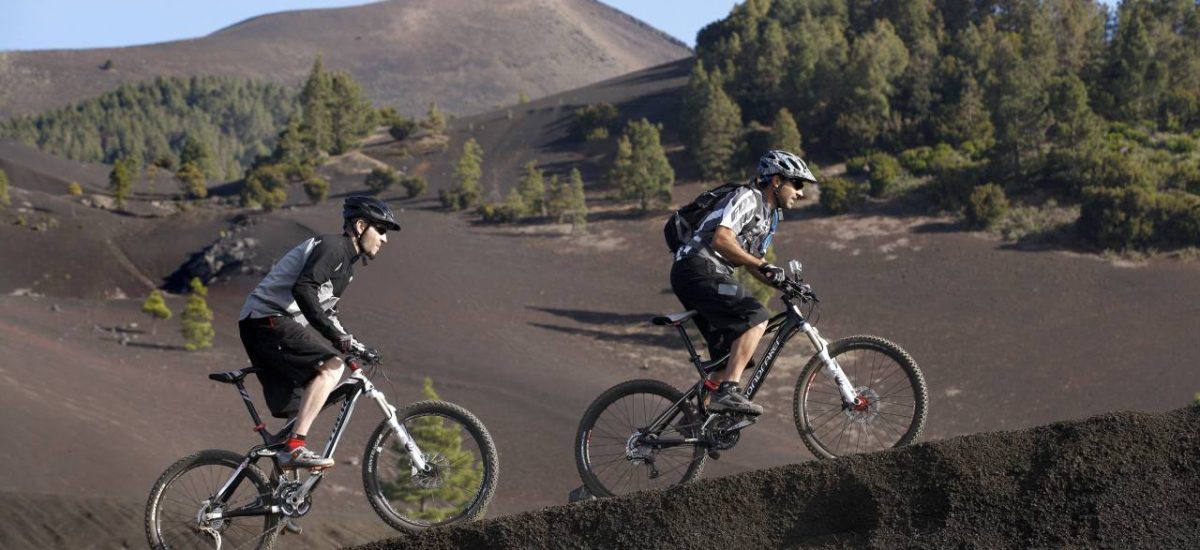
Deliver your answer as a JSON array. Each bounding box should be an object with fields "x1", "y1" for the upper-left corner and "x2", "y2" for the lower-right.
[
  {"x1": 293, "y1": 357, "x2": 345, "y2": 437},
  {"x1": 712, "y1": 320, "x2": 767, "y2": 385}
]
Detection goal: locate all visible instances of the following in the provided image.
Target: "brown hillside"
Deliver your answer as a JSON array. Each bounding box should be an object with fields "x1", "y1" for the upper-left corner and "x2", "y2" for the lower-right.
[{"x1": 0, "y1": 0, "x2": 690, "y2": 119}]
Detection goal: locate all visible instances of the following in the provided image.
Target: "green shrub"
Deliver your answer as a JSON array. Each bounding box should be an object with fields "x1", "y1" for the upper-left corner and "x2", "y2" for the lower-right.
[
  {"x1": 67, "y1": 181, "x2": 83, "y2": 196},
  {"x1": 365, "y1": 166, "x2": 400, "y2": 194},
  {"x1": 401, "y1": 175, "x2": 427, "y2": 198},
  {"x1": 965, "y1": 183, "x2": 1010, "y2": 230},
  {"x1": 845, "y1": 155, "x2": 868, "y2": 175},
  {"x1": 867, "y1": 152, "x2": 901, "y2": 197},
  {"x1": 898, "y1": 146, "x2": 933, "y2": 175},
  {"x1": 303, "y1": 176, "x2": 329, "y2": 204},
  {"x1": 241, "y1": 164, "x2": 288, "y2": 210},
  {"x1": 573, "y1": 103, "x2": 619, "y2": 142},
  {"x1": 1078, "y1": 186, "x2": 1156, "y2": 250},
  {"x1": 1153, "y1": 191, "x2": 1200, "y2": 247},
  {"x1": 820, "y1": 177, "x2": 862, "y2": 214}
]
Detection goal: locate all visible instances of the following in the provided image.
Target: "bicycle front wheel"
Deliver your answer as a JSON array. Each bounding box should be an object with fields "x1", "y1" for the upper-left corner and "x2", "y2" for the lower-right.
[
  {"x1": 363, "y1": 400, "x2": 498, "y2": 532},
  {"x1": 575, "y1": 379, "x2": 706, "y2": 498},
  {"x1": 145, "y1": 449, "x2": 279, "y2": 550},
  {"x1": 793, "y1": 335, "x2": 928, "y2": 459}
]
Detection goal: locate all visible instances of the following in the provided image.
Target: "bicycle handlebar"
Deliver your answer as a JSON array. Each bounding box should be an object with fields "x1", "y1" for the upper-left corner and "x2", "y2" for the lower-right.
[{"x1": 779, "y1": 278, "x2": 818, "y2": 304}]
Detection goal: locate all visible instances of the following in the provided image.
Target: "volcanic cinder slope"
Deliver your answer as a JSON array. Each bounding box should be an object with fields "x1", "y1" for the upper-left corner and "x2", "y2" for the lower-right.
[
  {"x1": 353, "y1": 406, "x2": 1200, "y2": 548},
  {"x1": 1, "y1": 63, "x2": 1199, "y2": 550},
  {"x1": 0, "y1": 0, "x2": 691, "y2": 119}
]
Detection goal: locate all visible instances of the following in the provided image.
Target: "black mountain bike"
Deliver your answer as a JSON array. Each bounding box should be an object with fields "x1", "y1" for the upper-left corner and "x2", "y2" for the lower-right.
[
  {"x1": 145, "y1": 350, "x2": 499, "y2": 549},
  {"x1": 575, "y1": 260, "x2": 927, "y2": 497}
]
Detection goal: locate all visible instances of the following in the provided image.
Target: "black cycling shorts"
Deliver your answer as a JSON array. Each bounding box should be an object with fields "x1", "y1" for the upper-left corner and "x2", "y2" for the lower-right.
[
  {"x1": 670, "y1": 254, "x2": 770, "y2": 358},
  {"x1": 238, "y1": 316, "x2": 339, "y2": 418}
]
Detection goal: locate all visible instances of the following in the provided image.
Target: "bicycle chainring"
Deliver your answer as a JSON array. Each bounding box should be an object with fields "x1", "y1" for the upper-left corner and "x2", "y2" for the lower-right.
[
  {"x1": 708, "y1": 415, "x2": 742, "y2": 450},
  {"x1": 274, "y1": 480, "x2": 311, "y2": 517}
]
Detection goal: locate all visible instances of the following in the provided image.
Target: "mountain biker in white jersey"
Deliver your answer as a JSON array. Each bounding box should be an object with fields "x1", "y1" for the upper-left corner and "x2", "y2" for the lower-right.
[
  {"x1": 670, "y1": 150, "x2": 815, "y2": 415},
  {"x1": 237, "y1": 195, "x2": 400, "y2": 469}
]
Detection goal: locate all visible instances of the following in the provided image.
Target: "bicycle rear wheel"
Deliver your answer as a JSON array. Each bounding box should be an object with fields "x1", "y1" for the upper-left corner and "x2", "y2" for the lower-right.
[
  {"x1": 792, "y1": 335, "x2": 928, "y2": 459},
  {"x1": 145, "y1": 449, "x2": 279, "y2": 550},
  {"x1": 575, "y1": 379, "x2": 706, "y2": 497},
  {"x1": 362, "y1": 400, "x2": 498, "y2": 532}
]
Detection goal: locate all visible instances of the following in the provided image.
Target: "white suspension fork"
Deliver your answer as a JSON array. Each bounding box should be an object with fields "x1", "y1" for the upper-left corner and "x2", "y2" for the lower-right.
[
  {"x1": 798, "y1": 320, "x2": 859, "y2": 405},
  {"x1": 364, "y1": 381, "x2": 429, "y2": 472}
]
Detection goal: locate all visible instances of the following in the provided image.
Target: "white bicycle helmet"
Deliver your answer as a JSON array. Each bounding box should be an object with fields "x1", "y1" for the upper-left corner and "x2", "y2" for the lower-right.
[{"x1": 758, "y1": 150, "x2": 816, "y2": 184}]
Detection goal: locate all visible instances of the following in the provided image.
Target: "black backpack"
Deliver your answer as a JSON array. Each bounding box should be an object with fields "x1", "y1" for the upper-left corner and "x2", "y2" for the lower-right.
[{"x1": 664, "y1": 182, "x2": 746, "y2": 253}]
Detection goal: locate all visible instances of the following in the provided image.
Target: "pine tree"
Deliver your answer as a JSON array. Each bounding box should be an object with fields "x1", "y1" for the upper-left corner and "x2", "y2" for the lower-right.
[
  {"x1": 179, "y1": 134, "x2": 215, "y2": 180},
  {"x1": 330, "y1": 72, "x2": 377, "y2": 154},
  {"x1": 690, "y1": 69, "x2": 743, "y2": 181},
  {"x1": 768, "y1": 107, "x2": 803, "y2": 156},
  {"x1": 176, "y1": 161, "x2": 207, "y2": 199},
  {"x1": 425, "y1": 102, "x2": 448, "y2": 135},
  {"x1": 544, "y1": 174, "x2": 565, "y2": 220},
  {"x1": 516, "y1": 161, "x2": 545, "y2": 216},
  {"x1": 180, "y1": 278, "x2": 214, "y2": 351},
  {"x1": 447, "y1": 138, "x2": 483, "y2": 210},
  {"x1": 108, "y1": 157, "x2": 138, "y2": 209},
  {"x1": 141, "y1": 289, "x2": 173, "y2": 335},
  {"x1": 0, "y1": 168, "x2": 9, "y2": 207},
  {"x1": 380, "y1": 378, "x2": 484, "y2": 521},
  {"x1": 300, "y1": 56, "x2": 334, "y2": 156},
  {"x1": 611, "y1": 119, "x2": 674, "y2": 210},
  {"x1": 566, "y1": 167, "x2": 587, "y2": 229},
  {"x1": 833, "y1": 20, "x2": 910, "y2": 151}
]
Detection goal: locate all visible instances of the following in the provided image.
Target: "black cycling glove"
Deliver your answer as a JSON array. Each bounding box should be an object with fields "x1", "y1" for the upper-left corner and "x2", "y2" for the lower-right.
[{"x1": 758, "y1": 262, "x2": 787, "y2": 286}]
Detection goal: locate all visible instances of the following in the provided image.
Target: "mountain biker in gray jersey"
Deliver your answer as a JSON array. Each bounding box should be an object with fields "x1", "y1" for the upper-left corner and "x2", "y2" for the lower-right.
[
  {"x1": 238, "y1": 195, "x2": 400, "y2": 469},
  {"x1": 670, "y1": 150, "x2": 815, "y2": 415}
]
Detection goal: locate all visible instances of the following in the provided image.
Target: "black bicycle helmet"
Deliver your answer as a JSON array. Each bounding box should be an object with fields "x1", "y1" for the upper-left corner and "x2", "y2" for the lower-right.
[{"x1": 343, "y1": 195, "x2": 400, "y2": 232}]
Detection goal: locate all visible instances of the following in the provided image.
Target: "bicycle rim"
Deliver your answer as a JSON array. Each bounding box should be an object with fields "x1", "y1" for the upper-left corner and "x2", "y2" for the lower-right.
[
  {"x1": 578, "y1": 381, "x2": 705, "y2": 497},
  {"x1": 365, "y1": 407, "x2": 495, "y2": 529},
  {"x1": 795, "y1": 336, "x2": 927, "y2": 458},
  {"x1": 147, "y1": 451, "x2": 276, "y2": 550}
]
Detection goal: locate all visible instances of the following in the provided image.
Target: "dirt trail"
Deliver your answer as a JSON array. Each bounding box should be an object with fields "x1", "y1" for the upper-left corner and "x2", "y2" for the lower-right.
[{"x1": 354, "y1": 406, "x2": 1200, "y2": 549}]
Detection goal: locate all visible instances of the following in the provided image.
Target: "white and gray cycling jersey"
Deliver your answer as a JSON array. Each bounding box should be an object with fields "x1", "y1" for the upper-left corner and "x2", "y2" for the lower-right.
[
  {"x1": 239, "y1": 235, "x2": 356, "y2": 341},
  {"x1": 674, "y1": 186, "x2": 780, "y2": 273}
]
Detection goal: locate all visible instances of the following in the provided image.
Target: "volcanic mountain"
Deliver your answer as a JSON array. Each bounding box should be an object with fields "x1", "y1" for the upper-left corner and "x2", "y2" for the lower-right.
[{"x1": 0, "y1": 0, "x2": 690, "y2": 119}]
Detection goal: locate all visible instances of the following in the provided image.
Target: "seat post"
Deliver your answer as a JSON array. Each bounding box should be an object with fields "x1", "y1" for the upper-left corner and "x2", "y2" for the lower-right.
[
  {"x1": 234, "y1": 380, "x2": 270, "y2": 443},
  {"x1": 675, "y1": 324, "x2": 705, "y2": 372}
]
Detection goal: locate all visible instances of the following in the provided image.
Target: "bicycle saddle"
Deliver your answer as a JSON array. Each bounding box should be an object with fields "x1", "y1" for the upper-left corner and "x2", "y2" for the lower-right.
[
  {"x1": 652, "y1": 310, "x2": 698, "y2": 326},
  {"x1": 208, "y1": 367, "x2": 262, "y2": 384}
]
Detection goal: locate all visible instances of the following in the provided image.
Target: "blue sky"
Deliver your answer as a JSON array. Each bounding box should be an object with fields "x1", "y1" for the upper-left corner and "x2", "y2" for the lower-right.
[{"x1": 0, "y1": 1, "x2": 741, "y2": 51}]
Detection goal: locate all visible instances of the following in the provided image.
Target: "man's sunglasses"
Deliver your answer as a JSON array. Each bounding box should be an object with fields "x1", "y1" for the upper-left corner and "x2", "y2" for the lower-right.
[
  {"x1": 371, "y1": 223, "x2": 389, "y2": 236},
  {"x1": 786, "y1": 177, "x2": 807, "y2": 189}
]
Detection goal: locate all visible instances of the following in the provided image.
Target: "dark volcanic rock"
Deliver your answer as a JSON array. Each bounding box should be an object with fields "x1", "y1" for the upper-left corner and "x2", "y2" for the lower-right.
[
  {"x1": 352, "y1": 406, "x2": 1200, "y2": 549},
  {"x1": 165, "y1": 216, "x2": 264, "y2": 291}
]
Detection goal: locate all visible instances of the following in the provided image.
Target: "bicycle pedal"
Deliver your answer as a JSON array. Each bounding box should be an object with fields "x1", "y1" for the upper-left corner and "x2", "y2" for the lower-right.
[{"x1": 284, "y1": 519, "x2": 303, "y2": 535}]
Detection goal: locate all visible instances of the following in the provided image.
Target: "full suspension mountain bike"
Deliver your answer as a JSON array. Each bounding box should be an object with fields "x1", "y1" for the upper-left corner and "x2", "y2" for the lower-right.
[
  {"x1": 145, "y1": 349, "x2": 499, "y2": 549},
  {"x1": 575, "y1": 260, "x2": 928, "y2": 497}
]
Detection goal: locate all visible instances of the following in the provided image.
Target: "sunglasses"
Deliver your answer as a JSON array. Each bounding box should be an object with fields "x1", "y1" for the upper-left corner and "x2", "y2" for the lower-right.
[
  {"x1": 785, "y1": 177, "x2": 806, "y2": 189},
  {"x1": 371, "y1": 223, "x2": 389, "y2": 236}
]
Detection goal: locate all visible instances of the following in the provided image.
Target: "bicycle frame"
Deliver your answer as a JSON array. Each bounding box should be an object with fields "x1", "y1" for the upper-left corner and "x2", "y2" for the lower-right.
[
  {"x1": 203, "y1": 362, "x2": 428, "y2": 521},
  {"x1": 643, "y1": 297, "x2": 860, "y2": 449}
]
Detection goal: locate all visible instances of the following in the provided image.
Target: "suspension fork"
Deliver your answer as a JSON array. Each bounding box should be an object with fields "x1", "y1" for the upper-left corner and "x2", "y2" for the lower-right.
[
  {"x1": 366, "y1": 385, "x2": 429, "y2": 472},
  {"x1": 798, "y1": 320, "x2": 860, "y2": 406}
]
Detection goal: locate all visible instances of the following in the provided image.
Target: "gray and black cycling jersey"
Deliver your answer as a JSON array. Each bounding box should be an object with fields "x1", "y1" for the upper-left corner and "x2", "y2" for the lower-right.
[
  {"x1": 674, "y1": 186, "x2": 780, "y2": 274},
  {"x1": 239, "y1": 234, "x2": 358, "y2": 343}
]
